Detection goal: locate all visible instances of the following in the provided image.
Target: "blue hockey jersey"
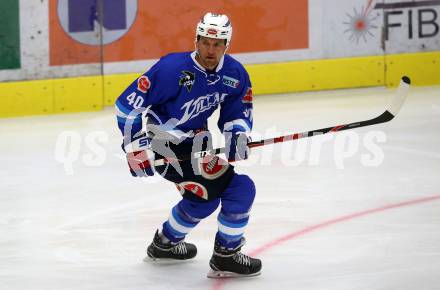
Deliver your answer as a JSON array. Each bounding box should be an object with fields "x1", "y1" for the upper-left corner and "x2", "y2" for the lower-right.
[{"x1": 115, "y1": 51, "x2": 253, "y2": 150}]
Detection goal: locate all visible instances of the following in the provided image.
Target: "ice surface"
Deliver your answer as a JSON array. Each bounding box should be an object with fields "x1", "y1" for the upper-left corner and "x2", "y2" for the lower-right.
[{"x1": 1, "y1": 85, "x2": 440, "y2": 290}]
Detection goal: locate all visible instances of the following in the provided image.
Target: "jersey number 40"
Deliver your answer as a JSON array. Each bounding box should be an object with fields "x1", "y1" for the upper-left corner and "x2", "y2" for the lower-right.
[{"x1": 126, "y1": 92, "x2": 145, "y2": 109}]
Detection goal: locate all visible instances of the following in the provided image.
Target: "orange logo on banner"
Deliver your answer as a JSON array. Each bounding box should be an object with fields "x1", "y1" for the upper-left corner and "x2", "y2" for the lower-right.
[{"x1": 49, "y1": 0, "x2": 308, "y2": 66}]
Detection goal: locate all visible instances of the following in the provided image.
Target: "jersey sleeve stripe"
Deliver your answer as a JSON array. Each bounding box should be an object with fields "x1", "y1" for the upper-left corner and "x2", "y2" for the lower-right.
[
  {"x1": 223, "y1": 119, "x2": 252, "y2": 133},
  {"x1": 117, "y1": 115, "x2": 141, "y2": 124},
  {"x1": 115, "y1": 100, "x2": 136, "y2": 116},
  {"x1": 115, "y1": 104, "x2": 140, "y2": 120}
]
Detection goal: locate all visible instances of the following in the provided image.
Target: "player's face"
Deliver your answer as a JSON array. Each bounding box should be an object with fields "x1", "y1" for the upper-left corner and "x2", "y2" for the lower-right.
[{"x1": 195, "y1": 36, "x2": 227, "y2": 71}]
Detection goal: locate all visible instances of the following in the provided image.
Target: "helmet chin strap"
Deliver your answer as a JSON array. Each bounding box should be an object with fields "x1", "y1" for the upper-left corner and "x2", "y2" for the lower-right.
[{"x1": 194, "y1": 41, "x2": 199, "y2": 57}]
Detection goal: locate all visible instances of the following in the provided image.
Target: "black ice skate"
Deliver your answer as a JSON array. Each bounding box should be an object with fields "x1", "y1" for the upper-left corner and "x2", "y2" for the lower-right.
[
  {"x1": 145, "y1": 230, "x2": 197, "y2": 261},
  {"x1": 207, "y1": 238, "x2": 262, "y2": 278}
]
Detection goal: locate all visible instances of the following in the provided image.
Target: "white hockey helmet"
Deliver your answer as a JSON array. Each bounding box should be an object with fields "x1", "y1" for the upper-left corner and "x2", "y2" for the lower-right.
[{"x1": 195, "y1": 13, "x2": 233, "y2": 46}]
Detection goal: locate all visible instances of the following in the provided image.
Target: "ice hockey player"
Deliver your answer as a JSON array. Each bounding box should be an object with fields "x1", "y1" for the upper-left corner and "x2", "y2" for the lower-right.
[{"x1": 115, "y1": 12, "x2": 261, "y2": 278}]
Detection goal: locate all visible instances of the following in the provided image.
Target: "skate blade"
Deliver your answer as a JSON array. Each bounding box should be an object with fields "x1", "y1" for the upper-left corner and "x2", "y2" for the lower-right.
[
  {"x1": 143, "y1": 255, "x2": 160, "y2": 262},
  {"x1": 143, "y1": 254, "x2": 190, "y2": 263},
  {"x1": 207, "y1": 269, "x2": 261, "y2": 279}
]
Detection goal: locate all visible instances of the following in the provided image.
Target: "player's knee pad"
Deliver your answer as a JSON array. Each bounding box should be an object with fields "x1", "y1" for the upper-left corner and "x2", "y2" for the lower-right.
[
  {"x1": 221, "y1": 174, "x2": 256, "y2": 214},
  {"x1": 178, "y1": 197, "x2": 220, "y2": 219}
]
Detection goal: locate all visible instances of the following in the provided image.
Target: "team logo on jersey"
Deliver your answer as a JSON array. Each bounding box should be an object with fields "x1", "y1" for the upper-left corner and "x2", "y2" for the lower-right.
[
  {"x1": 176, "y1": 181, "x2": 208, "y2": 200},
  {"x1": 179, "y1": 71, "x2": 195, "y2": 92},
  {"x1": 242, "y1": 87, "x2": 253, "y2": 103},
  {"x1": 137, "y1": 76, "x2": 151, "y2": 93},
  {"x1": 179, "y1": 92, "x2": 228, "y2": 124},
  {"x1": 222, "y1": 75, "x2": 240, "y2": 88}
]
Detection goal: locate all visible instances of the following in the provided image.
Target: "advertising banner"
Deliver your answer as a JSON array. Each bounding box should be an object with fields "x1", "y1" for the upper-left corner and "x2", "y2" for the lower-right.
[
  {"x1": 328, "y1": 0, "x2": 440, "y2": 54},
  {"x1": 49, "y1": 0, "x2": 309, "y2": 66},
  {"x1": 1, "y1": 0, "x2": 438, "y2": 81},
  {"x1": 0, "y1": 0, "x2": 21, "y2": 70}
]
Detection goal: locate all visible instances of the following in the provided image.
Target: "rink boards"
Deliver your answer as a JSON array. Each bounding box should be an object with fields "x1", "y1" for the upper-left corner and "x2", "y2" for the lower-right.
[{"x1": 0, "y1": 50, "x2": 439, "y2": 118}]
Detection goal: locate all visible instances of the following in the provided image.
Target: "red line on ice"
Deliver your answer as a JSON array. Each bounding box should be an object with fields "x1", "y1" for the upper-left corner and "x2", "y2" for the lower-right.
[{"x1": 211, "y1": 194, "x2": 440, "y2": 290}]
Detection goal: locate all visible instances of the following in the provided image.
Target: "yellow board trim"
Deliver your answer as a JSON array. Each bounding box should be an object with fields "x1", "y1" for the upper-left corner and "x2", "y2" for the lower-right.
[
  {"x1": 104, "y1": 73, "x2": 140, "y2": 106},
  {"x1": 0, "y1": 76, "x2": 104, "y2": 118},
  {"x1": 52, "y1": 76, "x2": 104, "y2": 114},
  {"x1": 246, "y1": 56, "x2": 384, "y2": 95},
  {"x1": 385, "y1": 51, "x2": 440, "y2": 87},
  {"x1": 0, "y1": 80, "x2": 53, "y2": 117},
  {"x1": 1, "y1": 51, "x2": 439, "y2": 118}
]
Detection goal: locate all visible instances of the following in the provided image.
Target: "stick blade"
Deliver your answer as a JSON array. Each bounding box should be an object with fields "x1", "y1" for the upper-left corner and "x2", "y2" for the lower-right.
[{"x1": 387, "y1": 76, "x2": 410, "y2": 117}]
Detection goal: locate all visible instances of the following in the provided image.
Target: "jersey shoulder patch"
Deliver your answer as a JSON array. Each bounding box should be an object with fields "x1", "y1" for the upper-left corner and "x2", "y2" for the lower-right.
[
  {"x1": 242, "y1": 87, "x2": 253, "y2": 103},
  {"x1": 137, "y1": 76, "x2": 151, "y2": 93},
  {"x1": 222, "y1": 75, "x2": 240, "y2": 88}
]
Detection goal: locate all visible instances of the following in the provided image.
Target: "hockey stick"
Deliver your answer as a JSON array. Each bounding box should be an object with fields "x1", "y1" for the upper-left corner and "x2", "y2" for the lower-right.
[{"x1": 153, "y1": 76, "x2": 410, "y2": 166}]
